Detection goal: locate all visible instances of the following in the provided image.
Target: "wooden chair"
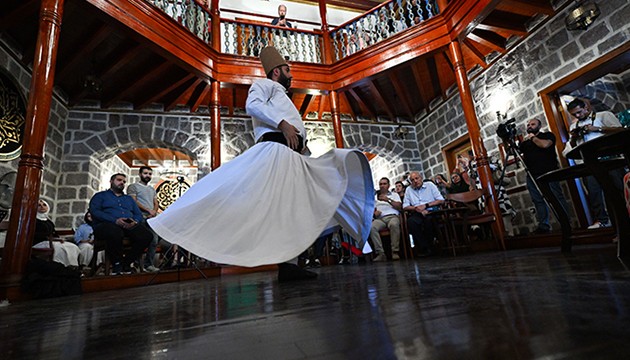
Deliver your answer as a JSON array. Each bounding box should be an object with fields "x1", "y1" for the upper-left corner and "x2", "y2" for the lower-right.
[
  {"x1": 445, "y1": 189, "x2": 498, "y2": 250},
  {"x1": 31, "y1": 236, "x2": 55, "y2": 261},
  {"x1": 375, "y1": 213, "x2": 411, "y2": 260}
]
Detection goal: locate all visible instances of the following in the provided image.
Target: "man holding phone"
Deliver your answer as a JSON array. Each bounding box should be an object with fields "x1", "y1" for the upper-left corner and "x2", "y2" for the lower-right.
[
  {"x1": 90, "y1": 173, "x2": 153, "y2": 275},
  {"x1": 271, "y1": 4, "x2": 293, "y2": 28}
]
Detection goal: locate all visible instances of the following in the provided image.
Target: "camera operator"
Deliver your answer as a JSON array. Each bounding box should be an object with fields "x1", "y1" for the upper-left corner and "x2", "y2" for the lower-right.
[
  {"x1": 518, "y1": 118, "x2": 569, "y2": 234},
  {"x1": 564, "y1": 98, "x2": 624, "y2": 229}
]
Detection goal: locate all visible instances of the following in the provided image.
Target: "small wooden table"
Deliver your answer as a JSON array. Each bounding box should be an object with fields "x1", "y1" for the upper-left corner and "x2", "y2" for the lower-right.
[
  {"x1": 538, "y1": 129, "x2": 629, "y2": 257},
  {"x1": 426, "y1": 207, "x2": 470, "y2": 256},
  {"x1": 566, "y1": 129, "x2": 630, "y2": 258}
]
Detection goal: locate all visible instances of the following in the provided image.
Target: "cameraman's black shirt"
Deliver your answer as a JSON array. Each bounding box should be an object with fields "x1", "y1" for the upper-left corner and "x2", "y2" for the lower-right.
[{"x1": 519, "y1": 131, "x2": 560, "y2": 177}]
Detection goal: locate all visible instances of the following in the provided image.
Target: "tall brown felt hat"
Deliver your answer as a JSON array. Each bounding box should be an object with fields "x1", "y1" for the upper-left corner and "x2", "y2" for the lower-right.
[{"x1": 260, "y1": 46, "x2": 288, "y2": 75}]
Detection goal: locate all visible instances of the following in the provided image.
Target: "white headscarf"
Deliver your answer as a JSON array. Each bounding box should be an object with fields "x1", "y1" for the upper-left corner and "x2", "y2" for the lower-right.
[{"x1": 36, "y1": 199, "x2": 51, "y2": 221}]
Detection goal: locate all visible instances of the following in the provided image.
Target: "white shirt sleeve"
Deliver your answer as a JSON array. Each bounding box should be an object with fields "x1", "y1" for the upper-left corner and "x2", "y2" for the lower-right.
[{"x1": 245, "y1": 81, "x2": 282, "y2": 129}]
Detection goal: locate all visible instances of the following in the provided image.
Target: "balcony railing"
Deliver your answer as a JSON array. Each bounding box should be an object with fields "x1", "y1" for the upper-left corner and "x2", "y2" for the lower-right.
[
  {"x1": 221, "y1": 19, "x2": 323, "y2": 64},
  {"x1": 145, "y1": 0, "x2": 440, "y2": 65},
  {"x1": 330, "y1": 0, "x2": 438, "y2": 61},
  {"x1": 147, "y1": 0, "x2": 211, "y2": 44}
]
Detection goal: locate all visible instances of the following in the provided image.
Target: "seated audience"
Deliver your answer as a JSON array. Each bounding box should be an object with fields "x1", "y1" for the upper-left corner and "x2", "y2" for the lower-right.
[
  {"x1": 395, "y1": 180, "x2": 406, "y2": 202},
  {"x1": 89, "y1": 173, "x2": 153, "y2": 275},
  {"x1": 448, "y1": 172, "x2": 470, "y2": 194},
  {"x1": 74, "y1": 211, "x2": 98, "y2": 268},
  {"x1": 33, "y1": 199, "x2": 80, "y2": 267},
  {"x1": 370, "y1": 177, "x2": 403, "y2": 262},
  {"x1": 433, "y1": 174, "x2": 450, "y2": 197},
  {"x1": 403, "y1": 172, "x2": 444, "y2": 256}
]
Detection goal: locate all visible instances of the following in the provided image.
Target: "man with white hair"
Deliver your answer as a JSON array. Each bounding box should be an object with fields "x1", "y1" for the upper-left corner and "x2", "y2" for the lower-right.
[{"x1": 403, "y1": 171, "x2": 444, "y2": 256}]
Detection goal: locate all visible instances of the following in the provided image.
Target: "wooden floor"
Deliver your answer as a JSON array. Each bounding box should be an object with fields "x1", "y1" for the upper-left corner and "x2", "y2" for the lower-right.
[{"x1": 1, "y1": 241, "x2": 629, "y2": 359}]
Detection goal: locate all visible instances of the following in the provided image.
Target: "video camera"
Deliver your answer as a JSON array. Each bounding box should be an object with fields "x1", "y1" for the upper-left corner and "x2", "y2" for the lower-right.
[
  {"x1": 496, "y1": 118, "x2": 517, "y2": 143},
  {"x1": 569, "y1": 124, "x2": 589, "y2": 139}
]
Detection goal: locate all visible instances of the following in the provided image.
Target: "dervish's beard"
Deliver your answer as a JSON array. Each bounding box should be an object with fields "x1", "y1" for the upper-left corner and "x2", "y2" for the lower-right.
[{"x1": 278, "y1": 73, "x2": 291, "y2": 90}]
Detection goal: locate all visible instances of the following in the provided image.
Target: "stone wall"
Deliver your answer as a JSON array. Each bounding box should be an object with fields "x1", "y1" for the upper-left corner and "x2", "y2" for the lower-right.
[
  {"x1": 414, "y1": 0, "x2": 630, "y2": 234},
  {"x1": 569, "y1": 69, "x2": 630, "y2": 113}
]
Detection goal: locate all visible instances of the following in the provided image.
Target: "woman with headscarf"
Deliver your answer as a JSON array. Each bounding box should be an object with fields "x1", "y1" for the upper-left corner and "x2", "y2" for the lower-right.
[
  {"x1": 448, "y1": 172, "x2": 470, "y2": 194},
  {"x1": 32, "y1": 199, "x2": 80, "y2": 267}
]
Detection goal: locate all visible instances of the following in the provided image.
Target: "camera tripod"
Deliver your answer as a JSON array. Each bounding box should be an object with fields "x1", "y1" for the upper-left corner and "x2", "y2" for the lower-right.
[
  {"x1": 146, "y1": 244, "x2": 209, "y2": 285},
  {"x1": 497, "y1": 138, "x2": 560, "y2": 222}
]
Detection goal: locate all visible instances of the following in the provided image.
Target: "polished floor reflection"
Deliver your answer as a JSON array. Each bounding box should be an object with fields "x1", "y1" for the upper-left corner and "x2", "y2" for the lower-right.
[{"x1": 1, "y1": 244, "x2": 629, "y2": 359}]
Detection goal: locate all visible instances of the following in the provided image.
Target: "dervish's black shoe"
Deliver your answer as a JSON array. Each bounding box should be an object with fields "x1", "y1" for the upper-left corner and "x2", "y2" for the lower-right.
[{"x1": 277, "y1": 263, "x2": 318, "y2": 282}]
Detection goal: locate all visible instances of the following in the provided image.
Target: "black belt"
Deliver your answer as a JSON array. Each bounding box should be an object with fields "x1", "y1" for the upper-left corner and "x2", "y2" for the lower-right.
[{"x1": 259, "y1": 132, "x2": 305, "y2": 153}]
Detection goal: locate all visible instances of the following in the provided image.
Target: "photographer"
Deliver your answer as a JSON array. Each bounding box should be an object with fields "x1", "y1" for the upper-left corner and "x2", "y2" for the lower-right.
[
  {"x1": 564, "y1": 98, "x2": 624, "y2": 229},
  {"x1": 271, "y1": 4, "x2": 293, "y2": 28},
  {"x1": 519, "y1": 118, "x2": 569, "y2": 234}
]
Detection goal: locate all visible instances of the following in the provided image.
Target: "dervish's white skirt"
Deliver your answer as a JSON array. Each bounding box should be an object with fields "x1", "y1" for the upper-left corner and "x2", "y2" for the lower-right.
[{"x1": 148, "y1": 142, "x2": 374, "y2": 267}]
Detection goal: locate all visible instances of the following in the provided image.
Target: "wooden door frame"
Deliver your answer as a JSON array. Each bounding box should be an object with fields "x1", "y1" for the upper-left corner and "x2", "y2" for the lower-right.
[{"x1": 538, "y1": 41, "x2": 630, "y2": 227}]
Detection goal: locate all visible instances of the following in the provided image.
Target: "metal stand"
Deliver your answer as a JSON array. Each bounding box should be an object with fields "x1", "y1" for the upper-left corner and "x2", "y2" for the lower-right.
[
  {"x1": 498, "y1": 138, "x2": 560, "y2": 222},
  {"x1": 146, "y1": 245, "x2": 208, "y2": 285}
]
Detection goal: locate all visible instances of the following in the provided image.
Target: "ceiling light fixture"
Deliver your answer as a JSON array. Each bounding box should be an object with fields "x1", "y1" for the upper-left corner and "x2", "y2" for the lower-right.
[{"x1": 565, "y1": 1, "x2": 601, "y2": 31}]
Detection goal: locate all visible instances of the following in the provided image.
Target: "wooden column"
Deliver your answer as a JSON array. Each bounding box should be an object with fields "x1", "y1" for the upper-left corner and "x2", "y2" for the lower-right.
[
  {"x1": 210, "y1": 79, "x2": 221, "y2": 170},
  {"x1": 330, "y1": 90, "x2": 344, "y2": 148},
  {"x1": 210, "y1": 0, "x2": 221, "y2": 52},
  {"x1": 449, "y1": 39, "x2": 506, "y2": 250},
  {"x1": 1, "y1": 0, "x2": 65, "y2": 279},
  {"x1": 318, "y1": 0, "x2": 333, "y2": 64}
]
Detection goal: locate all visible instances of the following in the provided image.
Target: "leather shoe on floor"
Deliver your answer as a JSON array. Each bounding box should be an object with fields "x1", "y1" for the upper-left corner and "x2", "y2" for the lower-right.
[
  {"x1": 533, "y1": 227, "x2": 551, "y2": 235},
  {"x1": 372, "y1": 254, "x2": 386, "y2": 262},
  {"x1": 278, "y1": 263, "x2": 318, "y2": 282}
]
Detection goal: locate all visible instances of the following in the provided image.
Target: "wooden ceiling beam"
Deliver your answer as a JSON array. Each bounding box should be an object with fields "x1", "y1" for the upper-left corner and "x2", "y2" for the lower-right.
[
  {"x1": 190, "y1": 82, "x2": 211, "y2": 112},
  {"x1": 69, "y1": 43, "x2": 144, "y2": 105},
  {"x1": 166, "y1": 78, "x2": 204, "y2": 111},
  {"x1": 367, "y1": 80, "x2": 395, "y2": 121},
  {"x1": 426, "y1": 56, "x2": 445, "y2": 100},
  {"x1": 468, "y1": 29, "x2": 506, "y2": 54},
  {"x1": 137, "y1": 73, "x2": 196, "y2": 109},
  {"x1": 57, "y1": 24, "x2": 111, "y2": 80},
  {"x1": 0, "y1": 0, "x2": 39, "y2": 31},
  {"x1": 295, "y1": 94, "x2": 313, "y2": 117},
  {"x1": 99, "y1": 44, "x2": 144, "y2": 80},
  {"x1": 410, "y1": 61, "x2": 429, "y2": 110},
  {"x1": 103, "y1": 61, "x2": 172, "y2": 107},
  {"x1": 299, "y1": 94, "x2": 315, "y2": 117},
  {"x1": 463, "y1": 38, "x2": 488, "y2": 69},
  {"x1": 390, "y1": 71, "x2": 414, "y2": 119},
  {"x1": 147, "y1": 148, "x2": 164, "y2": 167},
  {"x1": 500, "y1": 0, "x2": 555, "y2": 16},
  {"x1": 317, "y1": 94, "x2": 326, "y2": 120},
  {"x1": 340, "y1": 92, "x2": 356, "y2": 121},
  {"x1": 442, "y1": 51, "x2": 454, "y2": 73},
  {"x1": 477, "y1": 11, "x2": 529, "y2": 37},
  {"x1": 347, "y1": 88, "x2": 375, "y2": 119}
]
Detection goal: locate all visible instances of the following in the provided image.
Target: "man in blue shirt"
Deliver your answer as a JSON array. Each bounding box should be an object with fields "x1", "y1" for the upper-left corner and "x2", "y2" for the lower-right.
[
  {"x1": 90, "y1": 173, "x2": 153, "y2": 274},
  {"x1": 403, "y1": 171, "x2": 444, "y2": 256}
]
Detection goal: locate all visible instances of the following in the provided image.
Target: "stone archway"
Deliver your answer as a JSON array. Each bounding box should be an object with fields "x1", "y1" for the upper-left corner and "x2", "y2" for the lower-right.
[{"x1": 56, "y1": 111, "x2": 211, "y2": 228}]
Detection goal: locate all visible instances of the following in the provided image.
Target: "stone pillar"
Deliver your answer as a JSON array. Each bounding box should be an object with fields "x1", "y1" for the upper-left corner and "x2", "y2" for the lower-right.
[
  {"x1": 449, "y1": 39, "x2": 506, "y2": 250},
  {"x1": 330, "y1": 90, "x2": 344, "y2": 148},
  {"x1": 210, "y1": 80, "x2": 221, "y2": 170},
  {"x1": 1, "y1": 0, "x2": 66, "y2": 280}
]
